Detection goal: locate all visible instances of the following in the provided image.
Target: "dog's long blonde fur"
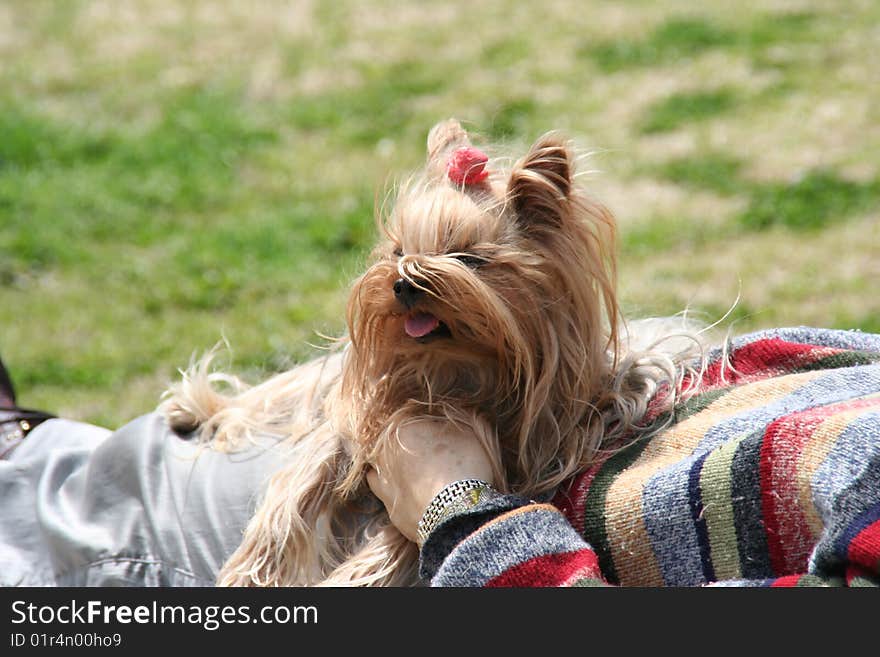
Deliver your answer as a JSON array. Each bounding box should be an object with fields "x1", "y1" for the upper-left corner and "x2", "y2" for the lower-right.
[{"x1": 161, "y1": 120, "x2": 706, "y2": 586}]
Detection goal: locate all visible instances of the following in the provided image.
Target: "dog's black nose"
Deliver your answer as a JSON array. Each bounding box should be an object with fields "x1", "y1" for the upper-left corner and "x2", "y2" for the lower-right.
[{"x1": 393, "y1": 278, "x2": 423, "y2": 309}]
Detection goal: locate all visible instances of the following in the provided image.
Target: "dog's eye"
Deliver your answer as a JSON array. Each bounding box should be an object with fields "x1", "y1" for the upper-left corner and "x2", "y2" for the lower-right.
[
  {"x1": 454, "y1": 254, "x2": 486, "y2": 269},
  {"x1": 392, "y1": 248, "x2": 403, "y2": 258}
]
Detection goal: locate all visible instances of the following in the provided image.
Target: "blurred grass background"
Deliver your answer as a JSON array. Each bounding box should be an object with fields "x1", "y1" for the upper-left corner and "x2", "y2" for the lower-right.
[{"x1": 1, "y1": 0, "x2": 878, "y2": 428}]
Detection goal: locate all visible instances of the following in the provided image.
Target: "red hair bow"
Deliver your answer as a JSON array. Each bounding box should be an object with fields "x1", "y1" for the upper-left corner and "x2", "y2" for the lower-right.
[{"x1": 447, "y1": 147, "x2": 489, "y2": 185}]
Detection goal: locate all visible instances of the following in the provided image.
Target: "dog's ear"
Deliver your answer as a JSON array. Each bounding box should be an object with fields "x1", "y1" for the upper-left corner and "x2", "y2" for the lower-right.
[
  {"x1": 507, "y1": 133, "x2": 573, "y2": 228},
  {"x1": 426, "y1": 118, "x2": 472, "y2": 178}
]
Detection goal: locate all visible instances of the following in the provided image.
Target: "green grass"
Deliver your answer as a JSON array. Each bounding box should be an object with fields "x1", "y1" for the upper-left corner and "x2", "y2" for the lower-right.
[
  {"x1": 649, "y1": 155, "x2": 880, "y2": 230},
  {"x1": 638, "y1": 88, "x2": 740, "y2": 134},
  {"x1": 620, "y1": 215, "x2": 731, "y2": 256},
  {"x1": 649, "y1": 153, "x2": 744, "y2": 195},
  {"x1": 480, "y1": 38, "x2": 532, "y2": 68},
  {"x1": 2, "y1": 0, "x2": 878, "y2": 427},
  {"x1": 584, "y1": 17, "x2": 739, "y2": 71},
  {"x1": 739, "y1": 171, "x2": 880, "y2": 231},
  {"x1": 487, "y1": 98, "x2": 541, "y2": 140},
  {"x1": 288, "y1": 60, "x2": 451, "y2": 145},
  {"x1": 582, "y1": 12, "x2": 820, "y2": 72}
]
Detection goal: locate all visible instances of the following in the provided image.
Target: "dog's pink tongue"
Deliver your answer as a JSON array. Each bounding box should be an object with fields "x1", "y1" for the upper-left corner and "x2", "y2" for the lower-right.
[{"x1": 405, "y1": 313, "x2": 439, "y2": 338}]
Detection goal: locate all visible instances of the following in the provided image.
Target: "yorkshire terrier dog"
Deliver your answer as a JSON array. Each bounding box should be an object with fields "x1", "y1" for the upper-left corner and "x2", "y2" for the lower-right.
[{"x1": 162, "y1": 119, "x2": 695, "y2": 586}]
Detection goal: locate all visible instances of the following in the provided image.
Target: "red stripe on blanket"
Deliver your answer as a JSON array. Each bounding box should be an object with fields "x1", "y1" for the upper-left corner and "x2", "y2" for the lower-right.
[
  {"x1": 848, "y1": 518, "x2": 880, "y2": 575},
  {"x1": 552, "y1": 457, "x2": 611, "y2": 535},
  {"x1": 770, "y1": 574, "x2": 804, "y2": 587},
  {"x1": 760, "y1": 407, "x2": 828, "y2": 575},
  {"x1": 486, "y1": 549, "x2": 602, "y2": 587},
  {"x1": 698, "y1": 338, "x2": 841, "y2": 389},
  {"x1": 760, "y1": 397, "x2": 880, "y2": 575},
  {"x1": 846, "y1": 565, "x2": 875, "y2": 585}
]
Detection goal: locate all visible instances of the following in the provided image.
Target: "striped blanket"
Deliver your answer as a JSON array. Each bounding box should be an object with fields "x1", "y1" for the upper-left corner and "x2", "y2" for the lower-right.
[{"x1": 422, "y1": 327, "x2": 880, "y2": 586}]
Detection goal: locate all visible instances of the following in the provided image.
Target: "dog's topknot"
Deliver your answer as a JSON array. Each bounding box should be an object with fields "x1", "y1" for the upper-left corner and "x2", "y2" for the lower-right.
[{"x1": 427, "y1": 118, "x2": 472, "y2": 167}]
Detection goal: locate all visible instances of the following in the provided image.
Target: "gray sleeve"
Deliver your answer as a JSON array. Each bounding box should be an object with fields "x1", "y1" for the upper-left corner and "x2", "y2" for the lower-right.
[{"x1": 0, "y1": 413, "x2": 284, "y2": 586}]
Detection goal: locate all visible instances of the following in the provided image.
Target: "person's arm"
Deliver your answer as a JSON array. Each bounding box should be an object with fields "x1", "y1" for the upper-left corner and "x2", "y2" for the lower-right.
[
  {"x1": 420, "y1": 493, "x2": 608, "y2": 586},
  {"x1": 366, "y1": 420, "x2": 608, "y2": 587}
]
